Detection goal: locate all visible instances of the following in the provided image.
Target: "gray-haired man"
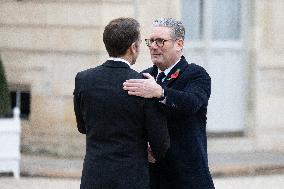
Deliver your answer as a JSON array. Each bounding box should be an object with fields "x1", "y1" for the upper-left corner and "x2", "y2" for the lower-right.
[{"x1": 123, "y1": 18, "x2": 215, "y2": 189}]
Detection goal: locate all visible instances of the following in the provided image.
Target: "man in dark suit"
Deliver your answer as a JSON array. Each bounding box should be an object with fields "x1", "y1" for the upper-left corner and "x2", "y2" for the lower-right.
[
  {"x1": 123, "y1": 18, "x2": 215, "y2": 189},
  {"x1": 73, "y1": 17, "x2": 170, "y2": 189}
]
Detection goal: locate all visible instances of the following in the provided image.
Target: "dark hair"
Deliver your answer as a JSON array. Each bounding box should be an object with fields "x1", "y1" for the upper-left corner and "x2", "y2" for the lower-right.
[{"x1": 103, "y1": 17, "x2": 140, "y2": 57}]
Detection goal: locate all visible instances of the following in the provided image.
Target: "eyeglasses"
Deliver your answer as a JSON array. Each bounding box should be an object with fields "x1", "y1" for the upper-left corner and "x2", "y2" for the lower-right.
[{"x1": 145, "y1": 38, "x2": 174, "y2": 47}]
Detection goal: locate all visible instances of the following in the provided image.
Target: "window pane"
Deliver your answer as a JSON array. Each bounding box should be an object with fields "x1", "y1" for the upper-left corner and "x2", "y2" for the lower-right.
[
  {"x1": 21, "y1": 92, "x2": 30, "y2": 119},
  {"x1": 10, "y1": 90, "x2": 31, "y2": 119},
  {"x1": 10, "y1": 92, "x2": 17, "y2": 109},
  {"x1": 212, "y1": 0, "x2": 241, "y2": 40},
  {"x1": 182, "y1": 0, "x2": 203, "y2": 40}
]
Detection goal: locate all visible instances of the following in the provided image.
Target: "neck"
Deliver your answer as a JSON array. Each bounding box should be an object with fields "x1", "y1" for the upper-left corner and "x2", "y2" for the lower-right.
[
  {"x1": 158, "y1": 55, "x2": 182, "y2": 71},
  {"x1": 120, "y1": 54, "x2": 133, "y2": 65}
]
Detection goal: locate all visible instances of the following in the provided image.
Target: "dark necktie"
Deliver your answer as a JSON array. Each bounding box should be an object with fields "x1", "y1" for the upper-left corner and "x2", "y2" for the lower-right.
[{"x1": 156, "y1": 72, "x2": 166, "y2": 86}]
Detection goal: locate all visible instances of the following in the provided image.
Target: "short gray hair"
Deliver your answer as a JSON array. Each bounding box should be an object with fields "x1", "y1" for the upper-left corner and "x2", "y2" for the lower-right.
[{"x1": 152, "y1": 18, "x2": 185, "y2": 40}]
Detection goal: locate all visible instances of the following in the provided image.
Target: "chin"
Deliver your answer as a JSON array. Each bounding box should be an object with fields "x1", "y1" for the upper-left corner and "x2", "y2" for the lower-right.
[
  {"x1": 153, "y1": 61, "x2": 163, "y2": 68},
  {"x1": 151, "y1": 57, "x2": 161, "y2": 64}
]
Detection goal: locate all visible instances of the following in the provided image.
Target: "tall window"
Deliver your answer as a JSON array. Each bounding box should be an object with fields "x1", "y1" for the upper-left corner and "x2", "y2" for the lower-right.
[
  {"x1": 212, "y1": 0, "x2": 241, "y2": 40},
  {"x1": 182, "y1": 0, "x2": 242, "y2": 41},
  {"x1": 181, "y1": 0, "x2": 247, "y2": 133},
  {"x1": 182, "y1": 0, "x2": 204, "y2": 40},
  {"x1": 10, "y1": 89, "x2": 31, "y2": 119}
]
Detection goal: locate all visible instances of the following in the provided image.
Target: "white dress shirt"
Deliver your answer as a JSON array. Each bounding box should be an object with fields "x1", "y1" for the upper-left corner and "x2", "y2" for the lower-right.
[
  {"x1": 108, "y1": 57, "x2": 131, "y2": 67},
  {"x1": 156, "y1": 58, "x2": 181, "y2": 82},
  {"x1": 156, "y1": 57, "x2": 181, "y2": 103}
]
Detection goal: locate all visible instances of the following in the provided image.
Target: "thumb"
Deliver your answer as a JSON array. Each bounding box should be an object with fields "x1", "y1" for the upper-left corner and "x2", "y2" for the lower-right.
[{"x1": 142, "y1": 73, "x2": 153, "y2": 79}]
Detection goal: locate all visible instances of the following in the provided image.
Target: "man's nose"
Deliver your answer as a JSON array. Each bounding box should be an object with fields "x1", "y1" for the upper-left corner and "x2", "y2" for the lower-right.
[{"x1": 149, "y1": 41, "x2": 159, "y2": 49}]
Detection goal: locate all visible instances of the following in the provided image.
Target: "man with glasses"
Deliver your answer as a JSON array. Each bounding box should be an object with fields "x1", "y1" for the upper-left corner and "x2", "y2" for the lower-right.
[
  {"x1": 73, "y1": 17, "x2": 170, "y2": 189},
  {"x1": 123, "y1": 18, "x2": 215, "y2": 189}
]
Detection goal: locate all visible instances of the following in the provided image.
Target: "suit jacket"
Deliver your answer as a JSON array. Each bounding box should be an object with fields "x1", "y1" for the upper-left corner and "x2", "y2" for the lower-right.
[
  {"x1": 144, "y1": 56, "x2": 215, "y2": 189},
  {"x1": 73, "y1": 60, "x2": 170, "y2": 189}
]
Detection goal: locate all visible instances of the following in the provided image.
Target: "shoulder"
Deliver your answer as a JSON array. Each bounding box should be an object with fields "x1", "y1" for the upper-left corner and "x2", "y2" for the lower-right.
[
  {"x1": 185, "y1": 63, "x2": 210, "y2": 79},
  {"x1": 75, "y1": 66, "x2": 103, "y2": 80},
  {"x1": 141, "y1": 67, "x2": 153, "y2": 74},
  {"x1": 140, "y1": 66, "x2": 157, "y2": 78},
  {"x1": 187, "y1": 63, "x2": 207, "y2": 73},
  {"x1": 127, "y1": 68, "x2": 144, "y2": 79}
]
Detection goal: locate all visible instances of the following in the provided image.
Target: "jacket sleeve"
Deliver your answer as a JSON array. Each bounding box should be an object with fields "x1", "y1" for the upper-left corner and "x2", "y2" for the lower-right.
[
  {"x1": 163, "y1": 67, "x2": 211, "y2": 115},
  {"x1": 73, "y1": 73, "x2": 86, "y2": 134},
  {"x1": 144, "y1": 99, "x2": 170, "y2": 161}
]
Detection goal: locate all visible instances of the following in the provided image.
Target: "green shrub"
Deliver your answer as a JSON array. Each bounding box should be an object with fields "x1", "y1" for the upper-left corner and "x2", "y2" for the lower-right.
[{"x1": 0, "y1": 56, "x2": 11, "y2": 117}]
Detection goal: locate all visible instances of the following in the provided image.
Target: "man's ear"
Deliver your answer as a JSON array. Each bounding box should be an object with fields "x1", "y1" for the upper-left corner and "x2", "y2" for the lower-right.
[
  {"x1": 175, "y1": 39, "x2": 184, "y2": 51},
  {"x1": 130, "y1": 42, "x2": 137, "y2": 54}
]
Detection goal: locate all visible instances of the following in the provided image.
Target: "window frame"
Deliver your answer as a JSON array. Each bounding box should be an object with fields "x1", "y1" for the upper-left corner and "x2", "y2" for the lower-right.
[
  {"x1": 9, "y1": 84, "x2": 31, "y2": 120},
  {"x1": 182, "y1": 0, "x2": 248, "y2": 50}
]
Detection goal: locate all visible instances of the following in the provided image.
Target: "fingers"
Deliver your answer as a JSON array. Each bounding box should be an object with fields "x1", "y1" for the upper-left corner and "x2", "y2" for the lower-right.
[
  {"x1": 124, "y1": 79, "x2": 144, "y2": 83},
  {"x1": 147, "y1": 144, "x2": 156, "y2": 163},
  {"x1": 147, "y1": 150, "x2": 156, "y2": 163},
  {"x1": 123, "y1": 87, "x2": 138, "y2": 92},
  {"x1": 127, "y1": 91, "x2": 141, "y2": 96},
  {"x1": 142, "y1": 73, "x2": 154, "y2": 79},
  {"x1": 123, "y1": 81, "x2": 141, "y2": 92},
  {"x1": 123, "y1": 73, "x2": 153, "y2": 84},
  {"x1": 123, "y1": 81, "x2": 142, "y2": 93},
  {"x1": 123, "y1": 82, "x2": 141, "y2": 88},
  {"x1": 148, "y1": 156, "x2": 156, "y2": 163},
  {"x1": 127, "y1": 90, "x2": 152, "y2": 98}
]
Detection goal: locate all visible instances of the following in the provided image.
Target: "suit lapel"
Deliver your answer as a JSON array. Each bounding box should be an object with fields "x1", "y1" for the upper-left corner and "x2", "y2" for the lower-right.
[
  {"x1": 146, "y1": 66, "x2": 158, "y2": 79},
  {"x1": 163, "y1": 56, "x2": 188, "y2": 87},
  {"x1": 144, "y1": 56, "x2": 189, "y2": 86}
]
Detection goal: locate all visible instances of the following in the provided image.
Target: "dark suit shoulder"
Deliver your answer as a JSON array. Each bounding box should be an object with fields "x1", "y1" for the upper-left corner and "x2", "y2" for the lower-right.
[
  {"x1": 126, "y1": 68, "x2": 144, "y2": 79},
  {"x1": 187, "y1": 63, "x2": 207, "y2": 73},
  {"x1": 141, "y1": 67, "x2": 153, "y2": 74},
  {"x1": 75, "y1": 65, "x2": 104, "y2": 79},
  {"x1": 185, "y1": 63, "x2": 210, "y2": 79}
]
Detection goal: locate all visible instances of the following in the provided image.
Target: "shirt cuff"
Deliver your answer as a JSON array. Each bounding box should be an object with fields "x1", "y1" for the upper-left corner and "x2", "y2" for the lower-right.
[{"x1": 158, "y1": 88, "x2": 166, "y2": 104}]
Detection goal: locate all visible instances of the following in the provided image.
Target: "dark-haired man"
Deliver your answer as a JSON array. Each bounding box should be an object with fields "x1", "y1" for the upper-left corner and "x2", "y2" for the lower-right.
[{"x1": 73, "y1": 17, "x2": 170, "y2": 189}]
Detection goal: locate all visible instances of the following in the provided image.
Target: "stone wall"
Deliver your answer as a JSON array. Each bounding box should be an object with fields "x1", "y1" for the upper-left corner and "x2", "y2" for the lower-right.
[
  {"x1": 0, "y1": 0, "x2": 179, "y2": 157},
  {"x1": 0, "y1": 0, "x2": 283, "y2": 157},
  {"x1": 253, "y1": 0, "x2": 284, "y2": 151}
]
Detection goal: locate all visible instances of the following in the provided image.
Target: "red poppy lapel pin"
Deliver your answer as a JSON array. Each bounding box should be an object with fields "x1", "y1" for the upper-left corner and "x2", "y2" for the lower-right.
[{"x1": 167, "y1": 69, "x2": 181, "y2": 80}]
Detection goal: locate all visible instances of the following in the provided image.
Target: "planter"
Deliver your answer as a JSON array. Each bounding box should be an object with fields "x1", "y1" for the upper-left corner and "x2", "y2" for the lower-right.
[{"x1": 0, "y1": 108, "x2": 21, "y2": 179}]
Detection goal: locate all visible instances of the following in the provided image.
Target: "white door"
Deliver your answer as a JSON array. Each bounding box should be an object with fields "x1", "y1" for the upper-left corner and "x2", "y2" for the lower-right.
[{"x1": 182, "y1": 0, "x2": 248, "y2": 132}]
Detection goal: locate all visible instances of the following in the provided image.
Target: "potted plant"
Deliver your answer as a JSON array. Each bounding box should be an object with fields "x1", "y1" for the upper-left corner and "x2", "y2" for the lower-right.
[
  {"x1": 0, "y1": 56, "x2": 21, "y2": 179},
  {"x1": 0, "y1": 56, "x2": 10, "y2": 117}
]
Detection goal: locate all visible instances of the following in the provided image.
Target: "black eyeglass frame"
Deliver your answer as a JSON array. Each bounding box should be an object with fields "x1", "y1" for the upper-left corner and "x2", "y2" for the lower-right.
[{"x1": 145, "y1": 38, "x2": 175, "y2": 47}]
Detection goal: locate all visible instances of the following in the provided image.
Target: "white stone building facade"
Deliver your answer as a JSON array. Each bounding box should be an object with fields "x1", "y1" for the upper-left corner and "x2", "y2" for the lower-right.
[{"x1": 0, "y1": 0, "x2": 283, "y2": 157}]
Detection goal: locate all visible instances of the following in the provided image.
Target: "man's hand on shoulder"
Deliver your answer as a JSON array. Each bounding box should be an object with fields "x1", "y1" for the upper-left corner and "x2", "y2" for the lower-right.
[{"x1": 123, "y1": 73, "x2": 163, "y2": 98}]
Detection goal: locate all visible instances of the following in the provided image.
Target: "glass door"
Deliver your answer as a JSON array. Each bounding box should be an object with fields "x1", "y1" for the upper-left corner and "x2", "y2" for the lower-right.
[{"x1": 182, "y1": 0, "x2": 248, "y2": 133}]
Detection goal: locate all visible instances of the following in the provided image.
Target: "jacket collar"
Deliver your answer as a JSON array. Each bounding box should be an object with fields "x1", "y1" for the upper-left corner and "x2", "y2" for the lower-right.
[
  {"x1": 163, "y1": 56, "x2": 188, "y2": 86},
  {"x1": 149, "y1": 56, "x2": 188, "y2": 86},
  {"x1": 102, "y1": 60, "x2": 130, "y2": 69}
]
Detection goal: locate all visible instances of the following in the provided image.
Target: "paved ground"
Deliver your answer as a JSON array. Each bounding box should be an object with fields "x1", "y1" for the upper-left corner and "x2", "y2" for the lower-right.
[
  {"x1": 20, "y1": 151, "x2": 284, "y2": 178},
  {"x1": 209, "y1": 151, "x2": 284, "y2": 177},
  {"x1": 0, "y1": 177, "x2": 80, "y2": 189},
  {"x1": 1, "y1": 151, "x2": 284, "y2": 189},
  {"x1": 215, "y1": 174, "x2": 284, "y2": 189},
  {"x1": 1, "y1": 174, "x2": 284, "y2": 189}
]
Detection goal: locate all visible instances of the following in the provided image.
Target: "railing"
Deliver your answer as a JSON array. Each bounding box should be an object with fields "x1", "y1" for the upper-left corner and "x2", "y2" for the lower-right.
[{"x1": 0, "y1": 108, "x2": 21, "y2": 179}]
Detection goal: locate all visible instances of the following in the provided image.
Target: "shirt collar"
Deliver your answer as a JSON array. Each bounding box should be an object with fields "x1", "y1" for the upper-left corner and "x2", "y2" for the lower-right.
[
  {"x1": 157, "y1": 57, "x2": 181, "y2": 76},
  {"x1": 108, "y1": 57, "x2": 131, "y2": 67}
]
